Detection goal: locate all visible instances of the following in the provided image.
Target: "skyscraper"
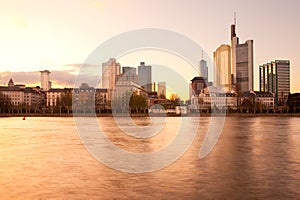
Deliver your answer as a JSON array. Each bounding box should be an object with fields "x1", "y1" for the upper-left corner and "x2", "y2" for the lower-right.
[
  {"x1": 138, "y1": 62, "x2": 152, "y2": 92},
  {"x1": 230, "y1": 18, "x2": 254, "y2": 93},
  {"x1": 231, "y1": 23, "x2": 238, "y2": 85},
  {"x1": 199, "y1": 59, "x2": 208, "y2": 80},
  {"x1": 236, "y1": 40, "x2": 254, "y2": 92},
  {"x1": 259, "y1": 60, "x2": 290, "y2": 105},
  {"x1": 122, "y1": 66, "x2": 138, "y2": 83},
  {"x1": 102, "y1": 58, "x2": 121, "y2": 90},
  {"x1": 213, "y1": 44, "x2": 231, "y2": 92},
  {"x1": 40, "y1": 70, "x2": 51, "y2": 91}
]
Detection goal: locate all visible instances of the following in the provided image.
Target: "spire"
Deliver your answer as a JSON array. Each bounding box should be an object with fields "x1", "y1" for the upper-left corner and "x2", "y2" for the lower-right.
[
  {"x1": 8, "y1": 78, "x2": 14, "y2": 87},
  {"x1": 234, "y1": 12, "x2": 236, "y2": 26},
  {"x1": 231, "y1": 12, "x2": 237, "y2": 39}
]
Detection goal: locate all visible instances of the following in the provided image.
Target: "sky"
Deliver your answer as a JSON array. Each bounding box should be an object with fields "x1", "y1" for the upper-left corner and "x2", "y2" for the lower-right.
[{"x1": 0, "y1": 0, "x2": 300, "y2": 99}]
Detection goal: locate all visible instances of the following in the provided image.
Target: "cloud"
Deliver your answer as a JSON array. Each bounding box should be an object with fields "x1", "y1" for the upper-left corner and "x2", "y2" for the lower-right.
[
  {"x1": 63, "y1": 63, "x2": 98, "y2": 69},
  {"x1": 0, "y1": 65, "x2": 102, "y2": 88},
  {"x1": 0, "y1": 70, "x2": 77, "y2": 88}
]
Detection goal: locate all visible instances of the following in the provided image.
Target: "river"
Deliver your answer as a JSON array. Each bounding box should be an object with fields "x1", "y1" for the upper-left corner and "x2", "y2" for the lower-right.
[{"x1": 0, "y1": 116, "x2": 299, "y2": 199}]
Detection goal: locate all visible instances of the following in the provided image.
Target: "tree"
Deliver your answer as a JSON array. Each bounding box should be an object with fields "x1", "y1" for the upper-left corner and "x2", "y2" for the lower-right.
[
  {"x1": 61, "y1": 92, "x2": 72, "y2": 113},
  {"x1": 0, "y1": 92, "x2": 11, "y2": 113},
  {"x1": 56, "y1": 92, "x2": 73, "y2": 114},
  {"x1": 168, "y1": 94, "x2": 181, "y2": 109},
  {"x1": 129, "y1": 93, "x2": 147, "y2": 113},
  {"x1": 169, "y1": 93, "x2": 178, "y2": 101}
]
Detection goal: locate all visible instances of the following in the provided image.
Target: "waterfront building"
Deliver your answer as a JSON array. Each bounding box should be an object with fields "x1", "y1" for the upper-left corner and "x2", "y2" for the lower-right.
[
  {"x1": 73, "y1": 83, "x2": 96, "y2": 113},
  {"x1": 40, "y1": 70, "x2": 52, "y2": 91},
  {"x1": 95, "y1": 88, "x2": 108, "y2": 113},
  {"x1": 190, "y1": 91, "x2": 237, "y2": 113},
  {"x1": 46, "y1": 88, "x2": 70, "y2": 107},
  {"x1": 190, "y1": 77, "x2": 207, "y2": 96},
  {"x1": 0, "y1": 78, "x2": 44, "y2": 112},
  {"x1": 112, "y1": 80, "x2": 147, "y2": 113},
  {"x1": 259, "y1": 60, "x2": 290, "y2": 105},
  {"x1": 138, "y1": 62, "x2": 152, "y2": 92},
  {"x1": 240, "y1": 91, "x2": 274, "y2": 111},
  {"x1": 213, "y1": 44, "x2": 232, "y2": 92}
]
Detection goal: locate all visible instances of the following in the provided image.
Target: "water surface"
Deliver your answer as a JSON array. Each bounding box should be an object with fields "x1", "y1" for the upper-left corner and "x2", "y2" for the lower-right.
[{"x1": 0, "y1": 117, "x2": 299, "y2": 199}]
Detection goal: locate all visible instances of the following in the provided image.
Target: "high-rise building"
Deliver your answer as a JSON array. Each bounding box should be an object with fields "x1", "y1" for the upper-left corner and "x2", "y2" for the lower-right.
[
  {"x1": 230, "y1": 19, "x2": 254, "y2": 93},
  {"x1": 102, "y1": 58, "x2": 121, "y2": 90},
  {"x1": 213, "y1": 44, "x2": 231, "y2": 92},
  {"x1": 102, "y1": 58, "x2": 121, "y2": 107},
  {"x1": 231, "y1": 24, "x2": 238, "y2": 84},
  {"x1": 122, "y1": 66, "x2": 138, "y2": 83},
  {"x1": 199, "y1": 59, "x2": 208, "y2": 80},
  {"x1": 158, "y1": 82, "x2": 166, "y2": 98},
  {"x1": 138, "y1": 62, "x2": 152, "y2": 92},
  {"x1": 235, "y1": 40, "x2": 254, "y2": 92},
  {"x1": 40, "y1": 70, "x2": 51, "y2": 91},
  {"x1": 259, "y1": 60, "x2": 290, "y2": 105}
]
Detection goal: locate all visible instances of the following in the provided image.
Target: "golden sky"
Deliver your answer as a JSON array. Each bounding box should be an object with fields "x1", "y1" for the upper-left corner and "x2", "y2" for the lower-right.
[{"x1": 0, "y1": 0, "x2": 300, "y2": 98}]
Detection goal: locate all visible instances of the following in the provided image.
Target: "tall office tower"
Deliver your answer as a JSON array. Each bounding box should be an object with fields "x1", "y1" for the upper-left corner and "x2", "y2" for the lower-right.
[
  {"x1": 199, "y1": 59, "x2": 208, "y2": 80},
  {"x1": 102, "y1": 58, "x2": 121, "y2": 90},
  {"x1": 158, "y1": 82, "x2": 166, "y2": 98},
  {"x1": 235, "y1": 40, "x2": 254, "y2": 92},
  {"x1": 213, "y1": 44, "x2": 232, "y2": 92},
  {"x1": 122, "y1": 66, "x2": 138, "y2": 83},
  {"x1": 40, "y1": 70, "x2": 51, "y2": 91},
  {"x1": 138, "y1": 62, "x2": 152, "y2": 92},
  {"x1": 231, "y1": 23, "x2": 239, "y2": 85},
  {"x1": 230, "y1": 16, "x2": 254, "y2": 93},
  {"x1": 259, "y1": 60, "x2": 290, "y2": 105}
]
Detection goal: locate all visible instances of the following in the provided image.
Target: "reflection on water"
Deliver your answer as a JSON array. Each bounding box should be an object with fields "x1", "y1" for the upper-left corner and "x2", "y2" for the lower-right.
[{"x1": 0, "y1": 117, "x2": 299, "y2": 199}]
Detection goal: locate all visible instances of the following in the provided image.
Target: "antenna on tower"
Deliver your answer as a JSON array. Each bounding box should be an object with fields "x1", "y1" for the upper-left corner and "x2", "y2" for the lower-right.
[
  {"x1": 234, "y1": 12, "x2": 236, "y2": 26},
  {"x1": 201, "y1": 49, "x2": 204, "y2": 59}
]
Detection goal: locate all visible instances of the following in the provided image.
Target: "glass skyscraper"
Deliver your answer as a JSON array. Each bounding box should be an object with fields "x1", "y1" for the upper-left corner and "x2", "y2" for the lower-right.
[{"x1": 259, "y1": 60, "x2": 290, "y2": 105}]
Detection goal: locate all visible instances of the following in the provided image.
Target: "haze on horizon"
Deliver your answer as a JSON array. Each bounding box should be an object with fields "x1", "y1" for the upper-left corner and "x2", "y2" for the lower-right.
[{"x1": 1, "y1": 0, "x2": 300, "y2": 97}]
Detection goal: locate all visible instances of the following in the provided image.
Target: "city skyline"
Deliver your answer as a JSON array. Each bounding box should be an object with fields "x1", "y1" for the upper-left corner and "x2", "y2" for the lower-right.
[{"x1": 0, "y1": 0, "x2": 299, "y2": 94}]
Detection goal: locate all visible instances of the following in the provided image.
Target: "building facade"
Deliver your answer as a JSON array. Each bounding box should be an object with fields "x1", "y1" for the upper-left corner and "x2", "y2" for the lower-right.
[
  {"x1": 122, "y1": 66, "x2": 138, "y2": 83},
  {"x1": 102, "y1": 58, "x2": 121, "y2": 90},
  {"x1": 230, "y1": 22, "x2": 254, "y2": 93},
  {"x1": 0, "y1": 78, "x2": 45, "y2": 112},
  {"x1": 138, "y1": 62, "x2": 152, "y2": 92},
  {"x1": 214, "y1": 44, "x2": 232, "y2": 92},
  {"x1": 235, "y1": 40, "x2": 254, "y2": 92},
  {"x1": 40, "y1": 70, "x2": 52, "y2": 91},
  {"x1": 259, "y1": 60, "x2": 290, "y2": 105},
  {"x1": 190, "y1": 77, "x2": 207, "y2": 96},
  {"x1": 200, "y1": 59, "x2": 208, "y2": 80}
]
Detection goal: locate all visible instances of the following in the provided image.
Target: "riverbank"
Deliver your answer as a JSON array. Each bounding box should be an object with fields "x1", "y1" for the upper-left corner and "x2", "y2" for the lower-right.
[{"x1": 1, "y1": 113, "x2": 300, "y2": 117}]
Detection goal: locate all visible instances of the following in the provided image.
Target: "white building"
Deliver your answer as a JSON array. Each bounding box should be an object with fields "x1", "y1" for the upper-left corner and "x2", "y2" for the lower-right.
[
  {"x1": 190, "y1": 92, "x2": 237, "y2": 112},
  {"x1": 40, "y1": 70, "x2": 52, "y2": 91},
  {"x1": 102, "y1": 58, "x2": 121, "y2": 90},
  {"x1": 112, "y1": 80, "x2": 147, "y2": 113}
]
